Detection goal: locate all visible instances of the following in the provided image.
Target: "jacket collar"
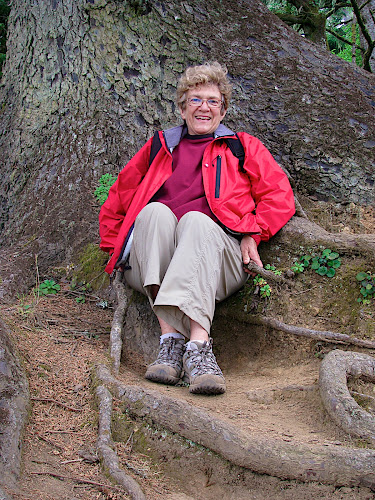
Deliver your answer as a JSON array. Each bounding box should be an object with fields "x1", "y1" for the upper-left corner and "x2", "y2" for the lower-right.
[{"x1": 163, "y1": 123, "x2": 236, "y2": 151}]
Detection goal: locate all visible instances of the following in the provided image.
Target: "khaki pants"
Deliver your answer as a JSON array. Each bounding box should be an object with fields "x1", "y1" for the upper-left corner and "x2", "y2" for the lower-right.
[{"x1": 124, "y1": 202, "x2": 248, "y2": 337}]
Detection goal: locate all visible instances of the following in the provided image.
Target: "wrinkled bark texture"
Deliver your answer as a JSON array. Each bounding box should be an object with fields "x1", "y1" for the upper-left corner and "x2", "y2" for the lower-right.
[
  {"x1": 0, "y1": 0, "x2": 374, "y2": 293},
  {"x1": 319, "y1": 350, "x2": 375, "y2": 445}
]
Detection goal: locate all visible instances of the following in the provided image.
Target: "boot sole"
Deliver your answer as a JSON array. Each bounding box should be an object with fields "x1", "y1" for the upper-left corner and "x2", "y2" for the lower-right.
[
  {"x1": 145, "y1": 369, "x2": 180, "y2": 386},
  {"x1": 189, "y1": 383, "x2": 226, "y2": 395}
]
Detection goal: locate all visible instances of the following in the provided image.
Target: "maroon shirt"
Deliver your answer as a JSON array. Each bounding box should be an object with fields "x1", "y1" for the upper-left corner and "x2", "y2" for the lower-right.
[
  {"x1": 152, "y1": 134, "x2": 218, "y2": 222},
  {"x1": 151, "y1": 133, "x2": 260, "y2": 245}
]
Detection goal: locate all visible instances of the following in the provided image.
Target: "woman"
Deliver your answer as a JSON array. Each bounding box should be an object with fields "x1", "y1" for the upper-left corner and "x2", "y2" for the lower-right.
[{"x1": 99, "y1": 62, "x2": 295, "y2": 395}]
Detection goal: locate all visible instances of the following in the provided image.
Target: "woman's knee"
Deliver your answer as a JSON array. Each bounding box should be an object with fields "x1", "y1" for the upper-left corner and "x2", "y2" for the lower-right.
[
  {"x1": 136, "y1": 202, "x2": 176, "y2": 225},
  {"x1": 177, "y1": 211, "x2": 217, "y2": 234}
]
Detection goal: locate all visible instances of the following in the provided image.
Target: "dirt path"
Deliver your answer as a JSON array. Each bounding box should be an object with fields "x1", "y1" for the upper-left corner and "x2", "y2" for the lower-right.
[
  {"x1": 121, "y1": 357, "x2": 352, "y2": 447},
  {"x1": 0, "y1": 296, "x2": 184, "y2": 500},
  {"x1": 1, "y1": 293, "x2": 375, "y2": 499}
]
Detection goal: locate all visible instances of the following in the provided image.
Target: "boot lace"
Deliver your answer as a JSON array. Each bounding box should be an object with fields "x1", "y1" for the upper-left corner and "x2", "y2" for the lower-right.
[
  {"x1": 150, "y1": 337, "x2": 185, "y2": 369},
  {"x1": 185, "y1": 339, "x2": 223, "y2": 378}
]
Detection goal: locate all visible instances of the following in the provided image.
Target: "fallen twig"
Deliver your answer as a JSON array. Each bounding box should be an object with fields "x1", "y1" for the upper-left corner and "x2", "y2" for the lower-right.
[
  {"x1": 45, "y1": 429, "x2": 84, "y2": 434},
  {"x1": 31, "y1": 397, "x2": 82, "y2": 412},
  {"x1": 124, "y1": 430, "x2": 134, "y2": 451},
  {"x1": 60, "y1": 459, "x2": 83, "y2": 465},
  {"x1": 246, "y1": 262, "x2": 294, "y2": 285},
  {"x1": 29, "y1": 471, "x2": 124, "y2": 491},
  {"x1": 36, "y1": 433, "x2": 64, "y2": 451},
  {"x1": 250, "y1": 316, "x2": 375, "y2": 349}
]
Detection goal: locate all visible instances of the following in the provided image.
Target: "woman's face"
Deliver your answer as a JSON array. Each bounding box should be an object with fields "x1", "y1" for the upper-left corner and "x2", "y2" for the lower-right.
[{"x1": 180, "y1": 84, "x2": 227, "y2": 136}]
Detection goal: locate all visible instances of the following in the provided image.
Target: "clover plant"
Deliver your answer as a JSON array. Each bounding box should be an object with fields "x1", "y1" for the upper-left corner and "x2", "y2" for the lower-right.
[
  {"x1": 38, "y1": 279, "x2": 60, "y2": 296},
  {"x1": 252, "y1": 264, "x2": 282, "y2": 299},
  {"x1": 356, "y1": 271, "x2": 375, "y2": 305},
  {"x1": 95, "y1": 173, "x2": 117, "y2": 205},
  {"x1": 291, "y1": 249, "x2": 341, "y2": 278}
]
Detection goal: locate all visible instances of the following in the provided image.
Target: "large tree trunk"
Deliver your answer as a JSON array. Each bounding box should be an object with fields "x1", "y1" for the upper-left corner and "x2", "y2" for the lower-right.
[{"x1": 0, "y1": 0, "x2": 374, "y2": 296}]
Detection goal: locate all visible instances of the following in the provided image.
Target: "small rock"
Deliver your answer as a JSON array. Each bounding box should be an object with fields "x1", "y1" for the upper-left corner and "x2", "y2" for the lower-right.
[{"x1": 78, "y1": 448, "x2": 99, "y2": 463}]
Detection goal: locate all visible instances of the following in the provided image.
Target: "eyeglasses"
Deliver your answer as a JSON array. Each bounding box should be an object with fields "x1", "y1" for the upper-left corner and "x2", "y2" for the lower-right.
[{"x1": 187, "y1": 97, "x2": 223, "y2": 108}]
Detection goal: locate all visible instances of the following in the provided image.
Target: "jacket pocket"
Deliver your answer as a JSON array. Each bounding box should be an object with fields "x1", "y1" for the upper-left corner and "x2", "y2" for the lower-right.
[{"x1": 215, "y1": 155, "x2": 222, "y2": 199}]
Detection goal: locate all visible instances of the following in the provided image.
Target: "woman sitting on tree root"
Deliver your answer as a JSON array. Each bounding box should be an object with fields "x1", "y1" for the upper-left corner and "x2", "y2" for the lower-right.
[{"x1": 99, "y1": 62, "x2": 295, "y2": 395}]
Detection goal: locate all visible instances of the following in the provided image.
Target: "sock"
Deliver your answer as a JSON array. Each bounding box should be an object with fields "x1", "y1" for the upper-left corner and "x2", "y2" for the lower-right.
[
  {"x1": 160, "y1": 332, "x2": 185, "y2": 344},
  {"x1": 186, "y1": 340, "x2": 206, "y2": 350}
]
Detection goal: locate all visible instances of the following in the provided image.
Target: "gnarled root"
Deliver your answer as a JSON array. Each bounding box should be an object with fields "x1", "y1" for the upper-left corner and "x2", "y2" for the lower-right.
[
  {"x1": 319, "y1": 350, "x2": 375, "y2": 445},
  {"x1": 95, "y1": 363, "x2": 375, "y2": 490},
  {"x1": 250, "y1": 316, "x2": 375, "y2": 349},
  {"x1": 96, "y1": 384, "x2": 146, "y2": 500},
  {"x1": 109, "y1": 272, "x2": 130, "y2": 373}
]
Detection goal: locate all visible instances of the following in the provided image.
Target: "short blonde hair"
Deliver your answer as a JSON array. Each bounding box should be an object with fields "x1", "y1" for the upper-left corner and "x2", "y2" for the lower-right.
[{"x1": 177, "y1": 61, "x2": 232, "y2": 112}]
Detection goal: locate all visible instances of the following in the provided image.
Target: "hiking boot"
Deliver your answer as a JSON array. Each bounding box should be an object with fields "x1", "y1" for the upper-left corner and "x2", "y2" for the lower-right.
[
  {"x1": 145, "y1": 337, "x2": 185, "y2": 385},
  {"x1": 183, "y1": 339, "x2": 226, "y2": 395}
]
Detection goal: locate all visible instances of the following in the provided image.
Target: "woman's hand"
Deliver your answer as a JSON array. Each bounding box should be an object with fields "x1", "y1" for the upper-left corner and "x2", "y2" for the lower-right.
[{"x1": 240, "y1": 235, "x2": 263, "y2": 274}]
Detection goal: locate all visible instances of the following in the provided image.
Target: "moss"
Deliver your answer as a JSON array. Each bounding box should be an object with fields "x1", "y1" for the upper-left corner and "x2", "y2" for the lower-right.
[
  {"x1": 73, "y1": 243, "x2": 109, "y2": 291},
  {"x1": 111, "y1": 410, "x2": 135, "y2": 442}
]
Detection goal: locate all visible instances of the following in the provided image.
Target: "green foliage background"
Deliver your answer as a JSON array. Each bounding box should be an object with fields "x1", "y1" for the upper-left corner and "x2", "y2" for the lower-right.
[
  {"x1": 262, "y1": 0, "x2": 363, "y2": 68},
  {"x1": 0, "y1": 0, "x2": 10, "y2": 78}
]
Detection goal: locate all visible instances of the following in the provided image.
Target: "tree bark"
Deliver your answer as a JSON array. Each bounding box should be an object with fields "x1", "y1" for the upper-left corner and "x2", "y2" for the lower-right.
[
  {"x1": 285, "y1": 0, "x2": 328, "y2": 46},
  {"x1": 319, "y1": 350, "x2": 375, "y2": 444}
]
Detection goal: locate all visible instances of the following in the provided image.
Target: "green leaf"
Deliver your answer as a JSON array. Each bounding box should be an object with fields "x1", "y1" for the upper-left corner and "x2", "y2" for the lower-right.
[
  {"x1": 326, "y1": 268, "x2": 335, "y2": 278},
  {"x1": 317, "y1": 266, "x2": 328, "y2": 276},
  {"x1": 321, "y1": 249, "x2": 332, "y2": 257},
  {"x1": 326, "y1": 252, "x2": 339, "y2": 260},
  {"x1": 331, "y1": 259, "x2": 341, "y2": 269},
  {"x1": 260, "y1": 285, "x2": 272, "y2": 297},
  {"x1": 356, "y1": 272, "x2": 370, "y2": 281},
  {"x1": 311, "y1": 261, "x2": 320, "y2": 270},
  {"x1": 291, "y1": 262, "x2": 304, "y2": 273}
]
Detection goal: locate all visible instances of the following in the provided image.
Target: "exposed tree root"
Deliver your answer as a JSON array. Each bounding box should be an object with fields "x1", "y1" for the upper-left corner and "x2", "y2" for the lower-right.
[
  {"x1": 96, "y1": 384, "x2": 146, "y2": 500},
  {"x1": 250, "y1": 316, "x2": 375, "y2": 349},
  {"x1": 109, "y1": 272, "x2": 130, "y2": 373},
  {"x1": 103, "y1": 215, "x2": 375, "y2": 492},
  {"x1": 246, "y1": 261, "x2": 294, "y2": 285},
  {"x1": 95, "y1": 363, "x2": 375, "y2": 490},
  {"x1": 319, "y1": 350, "x2": 375, "y2": 445},
  {"x1": 281, "y1": 217, "x2": 375, "y2": 258}
]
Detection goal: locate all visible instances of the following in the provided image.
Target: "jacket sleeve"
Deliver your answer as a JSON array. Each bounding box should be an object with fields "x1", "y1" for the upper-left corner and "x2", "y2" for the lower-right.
[
  {"x1": 99, "y1": 138, "x2": 152, "y2": 254},
  {"x1": 241, "y1": 134, "x2": 295, "y2": 242}
]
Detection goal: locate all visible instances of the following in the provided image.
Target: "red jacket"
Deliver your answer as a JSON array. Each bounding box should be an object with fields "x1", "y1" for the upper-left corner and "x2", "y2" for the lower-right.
[{"x1": 99, "y1": 125, "x2": 295, "y2": 274}]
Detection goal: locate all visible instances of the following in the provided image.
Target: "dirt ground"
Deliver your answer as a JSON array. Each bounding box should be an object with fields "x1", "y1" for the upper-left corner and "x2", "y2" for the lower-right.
[
  {"x1": 1, "y1": 290, "x2": 374, "y2": 500},
  {"x1": 0, "y1": 295, "x2": 177, "y2": 500}
]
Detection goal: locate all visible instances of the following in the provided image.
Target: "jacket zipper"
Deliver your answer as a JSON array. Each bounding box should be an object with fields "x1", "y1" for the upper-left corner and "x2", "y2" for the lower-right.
[{"x1": 215, "y1": 155, "x2": 222, "y2": 198}]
